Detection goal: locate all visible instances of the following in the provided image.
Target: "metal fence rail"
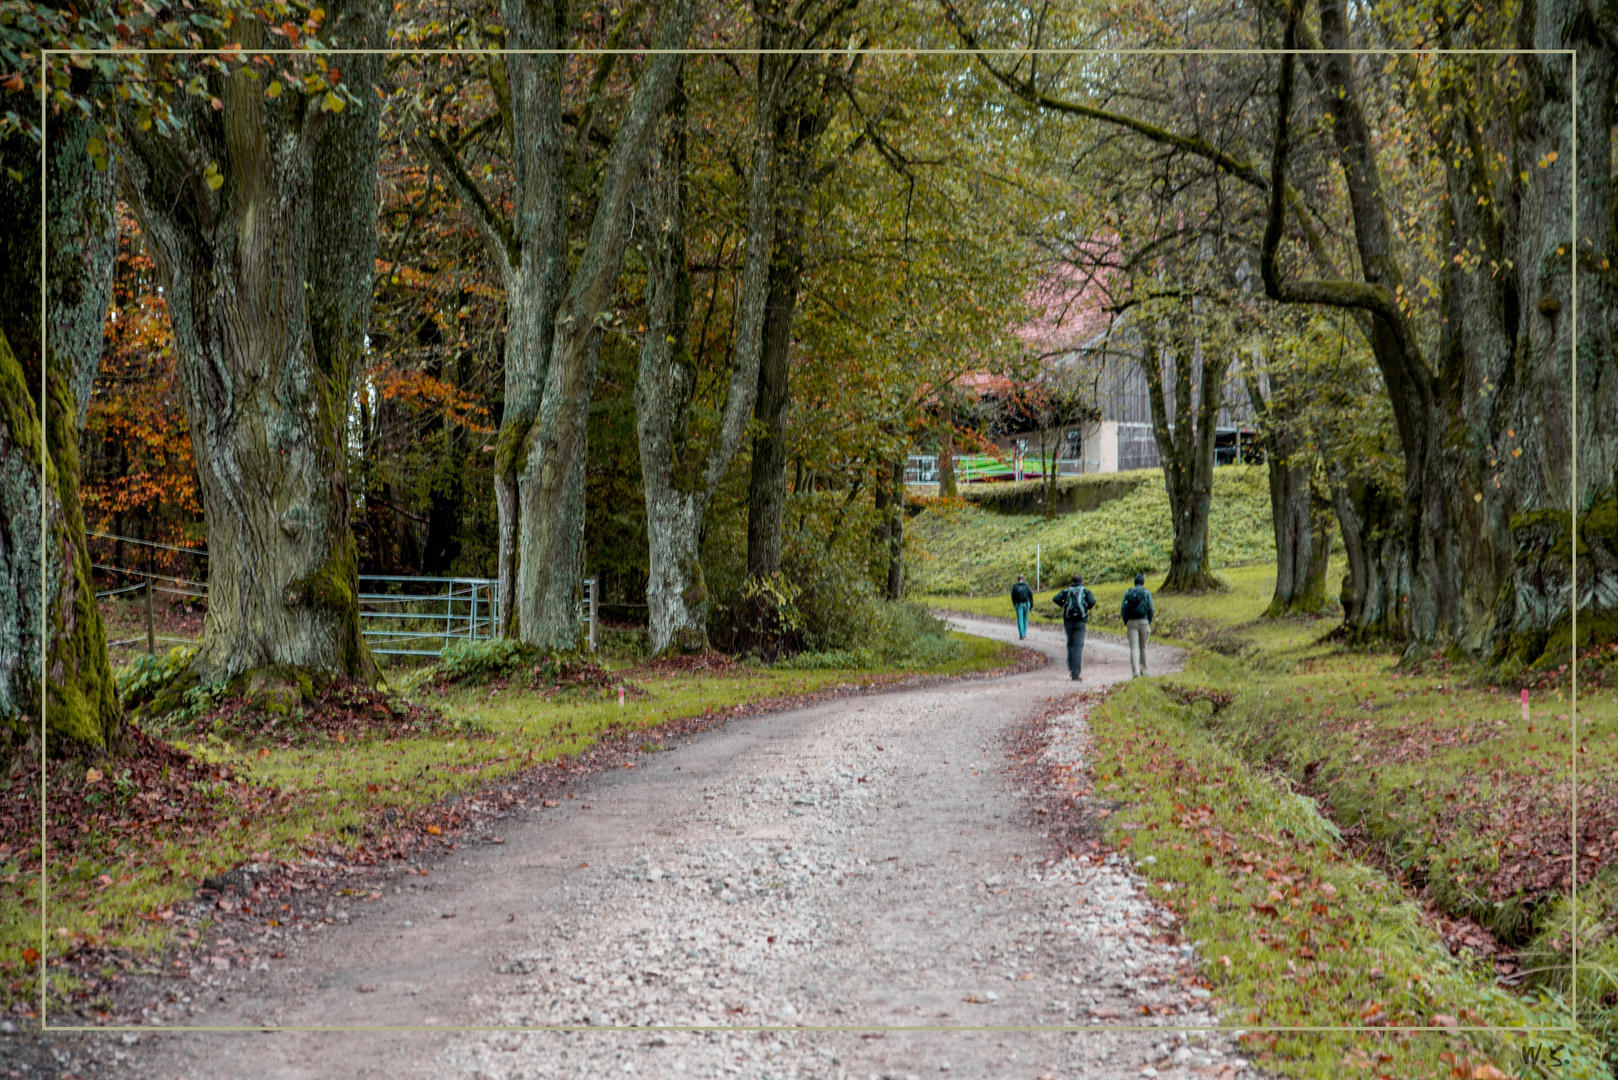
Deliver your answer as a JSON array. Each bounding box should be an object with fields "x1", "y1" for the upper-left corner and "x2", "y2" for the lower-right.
[
  {"x1": 92, "y1": 566, "x2": 599, "y2": 658},
  {"x1": 357, "y1": 576, "x2": 499, "y2": 657}
]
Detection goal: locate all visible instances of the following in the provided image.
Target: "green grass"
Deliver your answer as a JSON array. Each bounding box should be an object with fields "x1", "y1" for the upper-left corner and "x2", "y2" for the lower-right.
[
  {"x1": 1088, "y1": 657, "x2": 1607, "y2": 1078},
  {"x1": 1, "y1": 634, "x2": 1021, "y2": 1013},
  {"x1": 909, "y1": 464, "x2": 1276, "y2": 596}
]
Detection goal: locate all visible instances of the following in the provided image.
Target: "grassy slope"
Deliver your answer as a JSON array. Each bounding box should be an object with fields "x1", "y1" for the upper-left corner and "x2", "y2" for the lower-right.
[
  {"x1": 0, "y1": 632, "x2": 1018, "y2": 1009},
  {"x1": 909, "y1": 464, "x2": 1275, "y2": 597},
  {"x1": 930, "y1": 575, "x2": 1611, "y2": 1078}
]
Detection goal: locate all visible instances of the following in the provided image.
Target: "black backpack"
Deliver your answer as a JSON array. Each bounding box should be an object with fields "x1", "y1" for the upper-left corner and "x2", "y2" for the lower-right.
[{"x1": 1062, "y1": 587, "x2": 1091, "y2": 621}]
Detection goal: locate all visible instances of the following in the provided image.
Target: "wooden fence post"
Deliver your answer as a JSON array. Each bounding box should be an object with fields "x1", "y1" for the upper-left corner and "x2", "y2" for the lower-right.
[{"x1": 588, "y1": 575, "x2": 599, "y2": 653}]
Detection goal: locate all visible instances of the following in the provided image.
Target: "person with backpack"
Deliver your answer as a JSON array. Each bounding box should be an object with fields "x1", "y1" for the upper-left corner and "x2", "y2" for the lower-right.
[
  {"x1": 1051, "y1": 573, "x2": 1096, "y2": 680},
  {"x1": 1121, "y1": 572, "x2": 1155, "y2": 678},
  {"x1": 1010, "y1": 574, "x2": 1034, "y2": 639}
]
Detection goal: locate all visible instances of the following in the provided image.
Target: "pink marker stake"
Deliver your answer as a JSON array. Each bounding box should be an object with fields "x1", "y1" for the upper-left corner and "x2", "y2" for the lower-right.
[
  {"x1": 1522, "y1": 687, "x2": 1530, "y2": 726},
  {"x1": 618, "y1": 685, "x2": 626, "y2": 708}
]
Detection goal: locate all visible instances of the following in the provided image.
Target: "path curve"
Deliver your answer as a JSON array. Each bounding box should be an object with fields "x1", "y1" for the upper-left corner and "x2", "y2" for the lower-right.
[{"x1": 120, "y1": 619, "x2": 1258, "y2": 1080}]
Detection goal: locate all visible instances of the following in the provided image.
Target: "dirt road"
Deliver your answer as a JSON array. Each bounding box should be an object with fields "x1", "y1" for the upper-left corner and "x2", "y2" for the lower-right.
[{"x1": 102, "y1": 617, "x2": 1254, "y2": 1079}]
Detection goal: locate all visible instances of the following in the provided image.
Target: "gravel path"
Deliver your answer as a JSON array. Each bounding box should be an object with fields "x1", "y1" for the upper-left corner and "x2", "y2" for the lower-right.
[{"x1": 109, "y1": 617, "x2": 1255, "y2": 1080}]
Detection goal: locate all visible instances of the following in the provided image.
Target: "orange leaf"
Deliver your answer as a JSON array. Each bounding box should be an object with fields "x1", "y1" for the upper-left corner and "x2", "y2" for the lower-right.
[
  {"x1": 426, "y1": 825, "x2": 442, "y2": 835},
  {"x1": 21, "y1": 947, "x2": 39, "y2": 965}
]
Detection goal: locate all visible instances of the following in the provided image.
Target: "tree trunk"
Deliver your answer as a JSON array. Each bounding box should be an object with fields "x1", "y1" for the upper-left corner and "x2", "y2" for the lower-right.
[
  {"x1": 1246, "y1": 371, "x2": 1329, "y2": 616},
  {"x1": 0, "y1": 72, "x2": 122, "y2": 759},
  {"x1": 1331, "y1": 471, "x2": 1409, "y2": 644},
  {"x1": 515, "y1": 0, "x2": 698, "y2": 650},
  {"x1": 120, "y1": 10, "x2": 382, "y2": 697},
  {"x1": 636, "y1": 87, "x2": 709, "y2": 655},
  {"x1": 307, "y1": 0, "x2": 386, "y2": 677},
  {"x1": 744, "y1": 204, "x2": 804, "y2": 580},
  {"x1": 886, "y1": 457, "x2": 905, "y2": 600},
  {"x1": 744, "y1": 75, "x2": 843, "y2": 581},
  {"x1": 641, "y1": 57, "x2": 782, "y2": 655},
  {"x1": 1140, "y1": 315, "x2": 1224, "y2": 592},
  {"x1": 937, "y1": 421, "x2": 958, "y2": 498}
]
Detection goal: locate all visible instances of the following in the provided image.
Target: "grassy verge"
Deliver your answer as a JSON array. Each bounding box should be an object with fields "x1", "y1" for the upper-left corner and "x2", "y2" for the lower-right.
[
  {"x1": 938, "y1": 566, "x2": 1613, "y2": 1076},
  {"x1": 0, "y1": 633, "x2": 1021, "y2": 1013},
  {"x1": 1087, "y1": 655, "x2": 1606, "y2": 1078}
]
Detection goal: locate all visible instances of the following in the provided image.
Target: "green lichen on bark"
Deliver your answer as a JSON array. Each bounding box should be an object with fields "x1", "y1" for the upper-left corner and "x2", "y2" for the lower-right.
[
  {"x1": 286, "y1": 535, "x2": 373, "y2": 683},
  {"x1": 1489, "y1": 491, "x2": 1618, "y2": 670},
  {"x1": 0, "y1": 334, "x2": 44, "y2": 744},
  {"x1": 0, "y1": 330, "x2": 121, "y2": 761}
]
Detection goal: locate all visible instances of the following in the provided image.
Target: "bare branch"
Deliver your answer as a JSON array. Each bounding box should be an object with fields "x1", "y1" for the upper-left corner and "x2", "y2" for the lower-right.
[{"x1": 411, "y1": 131, "x2": 517, "y2": 277}]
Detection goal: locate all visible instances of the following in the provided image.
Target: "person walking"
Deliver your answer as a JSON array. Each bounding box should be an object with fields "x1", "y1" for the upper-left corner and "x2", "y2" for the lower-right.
[
  {"x1": 1051, "y1": 573, "x2": 1096, "y2": 680},
  {"x1": 1121, "y1": 572, "x2": 1155, "y2": 678},
  {"x1": 1010, "y1": 574, "x2": 1034, "y2": 639}
]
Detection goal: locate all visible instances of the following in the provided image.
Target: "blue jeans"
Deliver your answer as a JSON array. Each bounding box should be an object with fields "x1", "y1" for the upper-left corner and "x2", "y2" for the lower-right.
[{"x1": 1015, "y1": 602, "x2": 1030, "y2": 638}]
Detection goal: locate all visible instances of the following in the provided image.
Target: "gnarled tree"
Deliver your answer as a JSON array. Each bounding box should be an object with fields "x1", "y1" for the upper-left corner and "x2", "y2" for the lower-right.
[
  {"x1": 1262, "y1": 0, "x2": 1616, "y2": 663},
  {"x1": 119, "y1": 2, "x2": 386, "y2": 697}
]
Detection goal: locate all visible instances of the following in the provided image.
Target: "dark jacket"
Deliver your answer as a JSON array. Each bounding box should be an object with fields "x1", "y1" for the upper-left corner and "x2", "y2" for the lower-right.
[
  {"x1": 1121, "y1": 585, "x2": 1155, "y2": 623},
  {"x1": 1010, "y1": 582, "x2": 1034, "y2": 606},
  {"x1": 1052, "y1": 585, "x2": 1096, "y2": 622}
]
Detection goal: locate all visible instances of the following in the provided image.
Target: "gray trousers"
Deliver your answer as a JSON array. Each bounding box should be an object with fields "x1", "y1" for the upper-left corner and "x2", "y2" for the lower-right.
[
  {"x1": 1127, "y1": 618, "x2": 1151, "y2": 677},
  {"x1": 1063, "y1": 620, "x2": 1087, "y2": 679}
]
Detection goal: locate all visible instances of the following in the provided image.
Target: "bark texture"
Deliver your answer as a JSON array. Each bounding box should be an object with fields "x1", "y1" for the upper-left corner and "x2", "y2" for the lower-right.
[
  {"x1": 0, "y1": 71, "x2": 122, "y2": 759},
  {"x1": 636, "y1": 90, "x2": 708, "y2": 654},
  {"x1": 120, "y1": 7, "x2": 384, "y2": 694},
  {"x1": 517, "y1": 0, "x2": 697, "y2": 650},
  {"x1": 1139, "y1": 315, "x2": 1226, "y2": 592},
  {"x1": 1330, "y1": 468, "x2": 1409, "y2": 643}
]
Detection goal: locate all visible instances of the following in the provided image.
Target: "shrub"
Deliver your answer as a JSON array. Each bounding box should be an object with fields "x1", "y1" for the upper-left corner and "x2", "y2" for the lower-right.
[
  {"x1": 435, "y1": 638, "x2": 536, "y2": 684},
  {"x1": 115, "y1": 647, "x2": 196, "y2": 710},
  {"x1": 709, "y1": 573, "x2": 807, "y2": 662},
  {"x1": 775, "y1": 601, "x2": 960, "y2": 670}
]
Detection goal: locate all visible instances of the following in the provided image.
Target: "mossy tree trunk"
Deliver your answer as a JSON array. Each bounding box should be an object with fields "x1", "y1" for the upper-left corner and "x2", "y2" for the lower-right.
[
  {"x1": 0, "y1": 73, "x2": 122, "y2": 760},
  {"x1": 1330, "y1": 467, "x2": 1409, "y2": 644},
  {"x1": 120, "y1": 8, "x2": 384, "y2": 695},
  {"x1": 1140, "y1": 313, "x2": 1227, "y2": 593},
  {"x1": 1265, "y1": 0, "x2": 1617, "y2": 665}
]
